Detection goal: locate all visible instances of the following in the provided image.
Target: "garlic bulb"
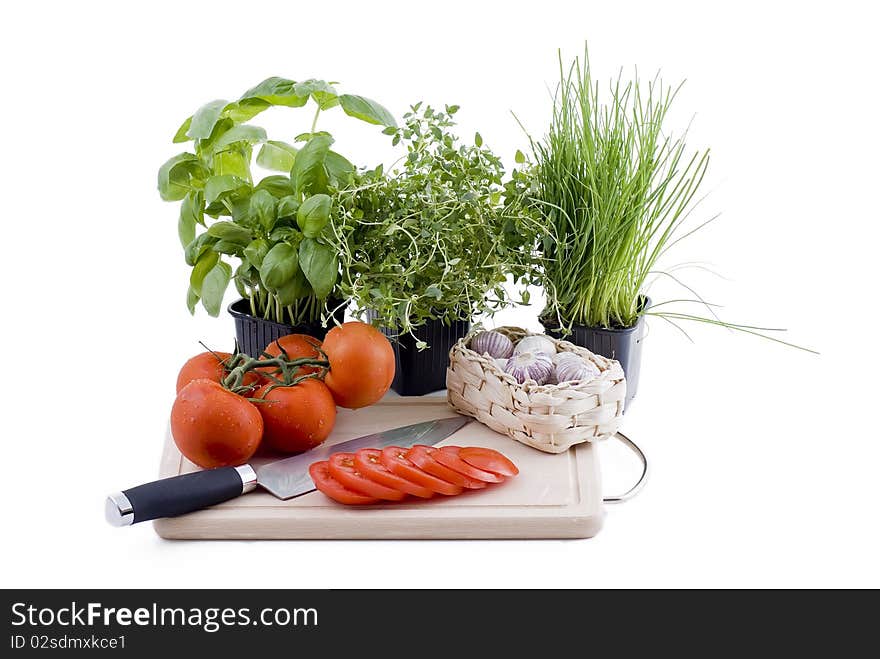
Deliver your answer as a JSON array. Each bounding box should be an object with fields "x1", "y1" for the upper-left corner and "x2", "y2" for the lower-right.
[
  {"x1": 554, "y1": 355, "x2": 600, "y2": 384},
  {"x1": 470, "y1": 330, "x2": 514, "y2": 359},
  {"x1": 504, "y1": 351, "x2": 553, "y2": 385},
  {"x1": 514, "y1": 334, "x2": 557, "y2": 356},
  {"x1": 552, "y1": 350, "x2": 581, "y2": 366}
]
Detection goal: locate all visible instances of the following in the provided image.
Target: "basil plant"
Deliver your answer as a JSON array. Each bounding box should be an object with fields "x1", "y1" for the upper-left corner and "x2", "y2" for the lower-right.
[{"x1": 157, "y1": 77, "x2": 396, "y2": 325}]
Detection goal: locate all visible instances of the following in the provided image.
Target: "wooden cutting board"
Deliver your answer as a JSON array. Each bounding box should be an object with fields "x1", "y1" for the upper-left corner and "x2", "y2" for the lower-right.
[{"x1": 153, "y1": 395, "x2": 603, "y2": 540}]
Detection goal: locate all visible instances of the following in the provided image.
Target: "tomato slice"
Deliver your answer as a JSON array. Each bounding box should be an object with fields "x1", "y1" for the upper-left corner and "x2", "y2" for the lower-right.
[
  {"x1": 406, "y1": 445, "x2": 487, "y2": 490},
  {"x1": 433, "y1": 446, "x2": 505, "y2": 483},
  {"x1": 459, "y1": 447, "x2": 519, "y2": 477},
  {"x1": 309, "y1": 461, "x2": 379, "y2": 505},
  {"x1": 354, "y1": 449, "x2": 434, "y2": 499},
  {"x1": 380, "y1": 447, "x2": 463, "y2": 496},
  {"x1": 328, "y1": 453, "x2": 406, "y2": 501}
]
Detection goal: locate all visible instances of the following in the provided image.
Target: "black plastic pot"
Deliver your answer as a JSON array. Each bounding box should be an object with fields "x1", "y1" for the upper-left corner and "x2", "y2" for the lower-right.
[
  {"x1": 542, "y1": 299, "x2": 649, "y2": 410},
  {"x1": 366, "y1": 312, "x2": 470, "y2": 396},
  {"x1": 228, "y1": 298, "x2": 346, "y2": 358}
]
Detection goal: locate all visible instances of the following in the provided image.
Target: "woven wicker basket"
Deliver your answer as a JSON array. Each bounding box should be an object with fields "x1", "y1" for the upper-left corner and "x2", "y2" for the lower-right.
[{"x1": 446, "y1": 327, "x2": 626, "y2": 453}]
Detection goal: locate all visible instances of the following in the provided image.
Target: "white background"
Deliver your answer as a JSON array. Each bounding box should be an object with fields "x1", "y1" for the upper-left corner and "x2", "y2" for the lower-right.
[{"x1": 2, "y1": 0, "x2": 878, "y2": 588}]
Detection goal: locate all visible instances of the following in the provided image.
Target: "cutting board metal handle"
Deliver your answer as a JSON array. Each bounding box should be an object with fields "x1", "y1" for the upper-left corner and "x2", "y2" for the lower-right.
[
  {"x1": 106, "y1": 465, "x2": 257, "y2": 526},
  {"x1": 602, "y1": 432, "x2": 648, "y2": 504}
]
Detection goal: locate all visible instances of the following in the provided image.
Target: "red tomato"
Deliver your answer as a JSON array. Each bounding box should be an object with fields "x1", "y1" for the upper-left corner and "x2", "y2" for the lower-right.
[
  {"x1": 260, "y1": 334, "x2": 323, "y2": 376},
  {"x1": 328, "y1": 453, "x2": 406, "y2": 501},
  {"x1": 459, "y1": 447, "x2": 519, "y2": 477},
  {"x1": 380, "y1": 447, "x2": 463, "y2": 496},
  {"x1": 176, "y1": 351, "x2": 260, "y2": 393},
  {"x1": 322, "y1": 322, "x2": 395, "y2": 409},
  {"x1": 256, "y1": 379, "x2": 336, "y2": 453},
  {"x1": 170, "y1": 379, "x2": 263, "y2": 469},
  {"x1": 354, "y1": 449, "x2": 434, "y2": 499},
  {"x1": 309, "y1": 461, "x2": 378, "y2": 505},
  {"x1": 406, "y1": 445, "x2": 486, "y2": 489},
  {"x1": 434, "y1": 446, "x2": 505, "y2": 483}
]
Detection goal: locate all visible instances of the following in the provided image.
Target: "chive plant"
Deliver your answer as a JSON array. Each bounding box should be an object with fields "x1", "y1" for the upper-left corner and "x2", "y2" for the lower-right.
[{"x1": 529, "y1": 51, "x2": 711, "y2": 331}]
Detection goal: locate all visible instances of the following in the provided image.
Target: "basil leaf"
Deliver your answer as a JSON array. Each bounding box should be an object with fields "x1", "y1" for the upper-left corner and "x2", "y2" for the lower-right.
[
  {"x1": 292, "y1": 134, "x2": 331, "y2": 196},
  {"x1": 259, "y1": 242, "x2": 298, "y2": 290},
  {"x1": 249, "y1": 189, "x2": 277, "y2": 232},
  {"x1": 206, "y1": 221, "x2": 252, "y2": 243},
  {"x1": 178, "y1": 192, "x2": 201, "y2": 247},
  {"x1": 212, "y1": 124, "x2": 267, "y2": 150},
  {"x1": 173, "y1": 116, "x2": 193, "y2": 143},
  {"x1": 190, "y1": 251, "x2": 219, "y2": 295},
  {"x1": 244, "y1": 238, "x2": 269, "y2": 268},
  {"x1": 187, "y1": 99, "x2": 229, "y2": 139},
  {"x1": 294, "y1": 79, "x2": 338, "y2": 110},
  {"x1": 200, "y1": 260, "x2": 232, "y2": 317},
  {"x1": 240, "y1": 77, "x2": 309, "y2": 108},
  {"x1": 186, "y1": 285, "x2": 199, "y2": 314},
  {"x1": 273, "y1": 267, "x2": 310, "y2": 306},
  {"x1": 223, "y1": 98, "x2": 271, "y2": 122},
  {"x1": 213, "y1": 149, "x2": 251, "y2": 180},
  {"x1": 254, "y1": 175, "x2": 295, "y2": 198},
  {"x1": 204, "y1": 175, "x2": 249, "y2": 204},
  {"x1": 158, "y1": 153, "x2": 204, "y2": 201},
  {"x1": 184, "y1": 233, "x2": 216, "y2": 266},
  {"x1": 256, "y1": 140, "x2": 298, "y2": 172},
  {"x1": 299, "y1": 238, "x2": 337, "y2": 299},
  {"x1": 338, "y1": 94, "x2": 397, "y2": 127},
  {"x1": 276, "y1": 195, "x2": 300, "y2": 219},
  {"x1": 212, "y1": 239, "x2": 245, "y2": 255},
  {"x1": 325, "y1": 150, "x2": 355, "y2": 188},
  {"x1": 297, "y1": 194, "x2": 331, "y2": 238}
]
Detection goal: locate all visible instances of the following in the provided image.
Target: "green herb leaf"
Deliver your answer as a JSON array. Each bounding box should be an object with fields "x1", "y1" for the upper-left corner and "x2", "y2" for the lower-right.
[
  {"x1": 276, "y1": 195, "x2": 300, "y2": 219},
  {"x1": 299, "y1": 238, "x2": 337, "y2": 299},
  {"x1": 474, "y1": 132, "x2": 483, "y2": 147},
  {"x1": 204, "y1": 175, "x2": 249, "y2": 204},
  {"x1": 325, "y1": 151, "x2": 355, "y2": 188},
  {"x1": 240, "y1": 77, "x2": 309, "y2": 108},
  {"x1": 297, "y1": 194, "x2": 331, "y2": 238},
  {"x1": 173, "y1": 116, "x2": 193, "y2": 143},
  {"x1": 200, "y1": 260, "x2": 232, "y2": 317},
  {"x1": 243, "y1": 238, "x2": 270, "y2": 268},
  {"x1": 249, "y1": 189, "x2": 277, "y2": 232},
  {"x1": 259, "y1": 242, "x2": 298, "y2": 290},
  {"x1": 190, "y1": 251, "x2": 219, "y2": 295},
  {"x1": 425, "y1": 284, "x2": 442, "y2": 300},
  {"x1": 213, "y1": 149, "x2": 251, "y2": 180},
  {"x1": 184, "y1": 233, "x2": 216, "y2": 266},
  {"x1": 254, "y1": 175, "x2": 295, "y2": 198},
  {"x1": 256, "y1": 140, "x2": 298, "y2": 172},
  {"x1": 158, "y1": 153, "x2": 204, "y2": 201},
  {"x1": 178, "y1": 192, "x2": 202, "y2": 247},
  {"x1": 187, "y1": 99, "x2": 229, "y2": 139},
  {"x1": 212, "y1": 124, "x2": 267, "y2": 150},
  {"x1": 292, "y1": 134, "x2": 331, "y2": 196},
  {"x1": 514, "y1": 149, "x2": 526, "y2": 164},
  {"x1": 295, "y1": 79, "x2": 339, "y2": 109},
  {"x1": 186, "y1": 285, "x2": 199, "y2": 314},
  {"x1": 338, "y1": 94, "x2": 397, "y2": 127},
  {"x1": 206, "y1": 221, "x2": 252, "y2": 244}
]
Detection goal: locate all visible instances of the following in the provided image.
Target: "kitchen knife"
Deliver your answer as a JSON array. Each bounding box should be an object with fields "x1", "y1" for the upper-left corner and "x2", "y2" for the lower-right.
[{"x1": 106, "y1": 416, "x2": 470, "y2": 526}]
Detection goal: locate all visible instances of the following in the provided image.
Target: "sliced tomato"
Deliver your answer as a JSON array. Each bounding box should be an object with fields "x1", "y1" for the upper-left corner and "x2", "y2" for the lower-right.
[
  {"x1": 380, "y1": 446, "x2": 463, "y2": 496},
  {"x1": 354, "y1": 449, "x2": 434, "y2": 499},
  {"x1": 433, "y1": 446, "x2": 505, "y2": 483},
  {"x1": 459, "y1": 447, "x2": 519, "y2": 477},
  {"x1": 309, "y1": 461, "x2": 379, "y2": 505},
  {"x1": 328, "y1": 453, "x2": 406, "y2": 501},
  {"x1": 406, "y1": 445, "x2": 487, "y2": 490}
]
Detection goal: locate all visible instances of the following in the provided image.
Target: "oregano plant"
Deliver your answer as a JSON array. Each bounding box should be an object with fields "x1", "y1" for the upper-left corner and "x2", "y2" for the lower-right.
[{"x1": 158, "y1": 77, "x2": 396, "y2": 324}]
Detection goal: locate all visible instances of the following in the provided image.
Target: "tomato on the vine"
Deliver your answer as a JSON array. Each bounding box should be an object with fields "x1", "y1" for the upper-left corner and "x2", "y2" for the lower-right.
[
  {"x1": 322, "y1": 322, "x2": 395, "y2": 409},
  {"x1": 260, "y1": 334, "x2": 324, "y2": 376},
  {"x1": 176, "y1": 351, "x2": 260, "y2": 394},
  {"x1": 170, "y1": 379, "x2": 263, "y2": 469},
  {"x1": 256, "y1": 378, "x2": 336, "y2": 453}
]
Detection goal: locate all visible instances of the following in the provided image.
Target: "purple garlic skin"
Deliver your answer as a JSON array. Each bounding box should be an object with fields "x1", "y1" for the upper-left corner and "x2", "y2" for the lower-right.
[
  {"x1": 513, "y1": 334, "x2": 557, "y2": 357},
  {"x1": 553, "y1": 355, "x2": 601, "y2": 384},
  {"x1": 504, "y1": 351, "x2": 553, "y2": 385},
  {"x1": 470, "y1": 330, "x2": 514, "y2": 359}
]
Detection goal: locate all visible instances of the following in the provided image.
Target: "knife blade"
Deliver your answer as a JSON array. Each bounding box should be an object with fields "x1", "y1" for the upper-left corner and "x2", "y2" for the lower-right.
[{"x1": 105, "y1": 416, "x2": 470, "y2": 526}]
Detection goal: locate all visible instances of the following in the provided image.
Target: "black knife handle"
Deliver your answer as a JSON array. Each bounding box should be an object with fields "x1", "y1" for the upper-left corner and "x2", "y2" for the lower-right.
[{"x1": 105, "y1": 465, "x2": 257, "y2": 526}]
